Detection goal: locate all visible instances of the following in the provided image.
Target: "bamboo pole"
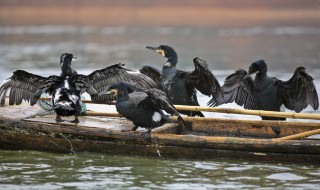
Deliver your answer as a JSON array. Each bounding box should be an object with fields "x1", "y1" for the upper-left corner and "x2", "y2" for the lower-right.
[
  {"x1": 6, "y1": 97, "x2": 320, "y2": 120},
  {"x1": 85, "y1": 111, "x2": 320, "y2": 128},
  {"x1": 85, "y1": 103, "x2": 320, "y2": 120},
  {"x1": 275, "y1": 129, "x2": 320, "y2": 141},
  {"x1": 86, "y1": 111, "x2": 121, "y2": 118},
  {"x1": 173, "y1": 105, "x2": 320, "y2": 120}
]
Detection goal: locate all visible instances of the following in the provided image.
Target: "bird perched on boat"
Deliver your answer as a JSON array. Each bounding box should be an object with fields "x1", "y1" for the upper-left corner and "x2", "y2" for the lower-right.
[
  {"x1": 142, "y1": 45, "x2": 222, "y2": 117},
  {"x1": 0, "y1": 53, "x2": 158, "y2": 123},
  {"x1": 208, "y1": 59, "x2": 319, "y2": 120},
  {"x1": 104, "y1": 82, "x2": 190, "y2": 135}
]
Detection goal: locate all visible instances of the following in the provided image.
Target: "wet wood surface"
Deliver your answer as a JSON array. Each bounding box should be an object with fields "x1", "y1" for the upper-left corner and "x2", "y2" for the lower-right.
[
  {"x1": 0, "y1": 104, "x2": 48, "y2": 121},
  {"x1": 86, "y1": 111, "x2": 320, "y2": 138},
  {"x1": 184, "y1": 116, "x2": 320, "y2": 138}
]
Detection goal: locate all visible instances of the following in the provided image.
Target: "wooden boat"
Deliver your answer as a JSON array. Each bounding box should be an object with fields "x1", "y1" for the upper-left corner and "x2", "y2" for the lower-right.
[{"x1": 1, "y1": 100, "x2": 320, "y2": 164}]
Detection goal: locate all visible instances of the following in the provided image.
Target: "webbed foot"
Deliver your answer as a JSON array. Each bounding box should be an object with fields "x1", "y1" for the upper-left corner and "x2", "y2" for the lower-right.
[
  {"x1": 70, "y1": 115, "x2": 80, "y2": 124},
  {"x1": 70, "y1": 119, "x2": 80, "y2": 124}
]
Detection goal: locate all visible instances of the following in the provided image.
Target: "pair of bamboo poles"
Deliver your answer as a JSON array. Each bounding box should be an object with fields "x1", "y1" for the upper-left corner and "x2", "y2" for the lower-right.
[
  {"x1": 18, "y1": 97, "x2": 320, "y2": 140},
  {"x1": 71, "y1": 98, "x2": 320, "y2": 141},
  {"x1": 35, "y1": 97, "x2": 320, "y2": 120}
]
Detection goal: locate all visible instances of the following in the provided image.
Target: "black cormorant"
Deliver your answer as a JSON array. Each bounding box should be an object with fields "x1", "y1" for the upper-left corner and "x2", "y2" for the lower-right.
[
  {"x1": 142, "y1": 45, "x2": 222, "y2": 117},
  {"x1": 0, "y1": 53, "x2": 158, "y2": 123},
  {"x1": 208, "y1": 59, "x2": 319, "y2": 120},
  {"x1": 104, "y1": 82, "x2": 189, "y2": 133}
]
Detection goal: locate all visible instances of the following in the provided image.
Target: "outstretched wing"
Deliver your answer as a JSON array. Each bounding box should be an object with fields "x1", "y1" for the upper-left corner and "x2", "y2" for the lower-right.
[
  {"x1": 139, "y1": 65, "x2": 162, "y2": 86},
  {"x1": 87, "y1": 63, "x2": 159, "y2": 103},
  {"x1": 143, "y1": 88, "x2": 188, "y2": 128},
  {"x1": 71, "y1": 74, "x2": 97, "y2": 95},
  {"x1": 178, "y1": 57, "x2": 222, "y2": 97},
  {"x1": 276, "y1": 67, "x2": 319, "y2": 112},
  {"x1": 208, "y1": 69, "x2": 256, "y2": 109},
  {"x1": 113, "y1": 81, "x2": 148, "y2": 94},
  {"x1": 0, "y1": 70, "x2": 58, "y2": 106}
]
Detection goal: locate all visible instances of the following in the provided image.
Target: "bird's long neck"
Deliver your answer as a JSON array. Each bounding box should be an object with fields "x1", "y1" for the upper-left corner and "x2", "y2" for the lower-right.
[
  {"x1": 255, "y1": 72, "x2": 268, "y2": 80},
  {"x1": 254, "y1": 72, "x2": 269, "y2": 89},
  {"x1": 162, "y1": 64, "x2": 177, "y2": 81},
  {"x1": 167, "y1": 55, "x2": 177, "y2": 66},
  {"x1": 162, "y1": 54, "x2": 178, "y2": 76},
  {"x1": 61, "y1": 63, "x2": 72, "y2": 76},
  {"x1": 164, "y1": 51, "x2": 178, "y2": 67},
  {"x1": 61, "y1": 63, "x2": 74, "y2": 76}
]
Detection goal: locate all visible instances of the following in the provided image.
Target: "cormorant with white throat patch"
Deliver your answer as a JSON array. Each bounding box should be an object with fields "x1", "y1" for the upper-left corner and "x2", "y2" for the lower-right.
[{"x1": 141, "y1": 45, "x2": 222, "y2": 117}]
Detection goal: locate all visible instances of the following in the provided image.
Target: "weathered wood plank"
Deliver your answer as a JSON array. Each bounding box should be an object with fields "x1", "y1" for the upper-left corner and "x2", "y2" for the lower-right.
[
  {"x1": 2, "y1": 119, "x2": 320, "y2": 155},
  {"x1": 85, "y1": 111, "x2": 320, "y2": 138},
  {"x1": 185, "y1": 117, "x2": 320, "y2": 138},
  {"x1": 24, "y1": 114, "x2": 179, "y2": 134},
  {"x1": 0, "y1": 104, "x2": 48, "y2": 122},
  {"x1": 1, "y1": 130, "x2": 320, "y2": 164}
]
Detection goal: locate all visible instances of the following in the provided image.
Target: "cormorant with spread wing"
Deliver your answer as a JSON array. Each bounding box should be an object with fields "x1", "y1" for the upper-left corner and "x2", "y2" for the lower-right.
[
  {"x1": 103, "y1": 82, "x2": 190, "y2": 133},
  {"x1": 141, "y1": 45, "x2": 222, "y2": 117},
  {"x1": 0, "y1": 53, "x2": 158, "y2": 123},
  {"x1": 208, "y1": 59, "x2": 319, "y2": 120}
]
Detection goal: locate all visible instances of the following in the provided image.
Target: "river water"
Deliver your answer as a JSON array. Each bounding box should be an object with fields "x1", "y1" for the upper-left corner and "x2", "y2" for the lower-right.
[
  {"x1": 1, "y1": 150, "x2": 320, "y2": 190},
  {"x1": 0, "y1": 25, "x2": 320, "y2": 189}
]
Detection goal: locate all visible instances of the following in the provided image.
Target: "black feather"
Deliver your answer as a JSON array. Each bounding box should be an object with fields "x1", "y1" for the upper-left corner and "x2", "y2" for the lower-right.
[
  {"x1": 107, "y1": 82, "x2": 189, "y2": 131},
  {"x1": 209, "y1": 60, "x2": 319, "y2": 120},
  {"x1": 146, "y1": 45, "x2": 222, "y2": 117}
]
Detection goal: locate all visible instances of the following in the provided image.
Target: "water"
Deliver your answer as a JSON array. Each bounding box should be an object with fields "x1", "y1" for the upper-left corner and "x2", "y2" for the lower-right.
[
  {"x1": 0, "y1": 25, "x2": 320, "y2": 72},
  {"x1": 1, "y1": 150, "x2": 320, "y2": 190},
  {"x1": 1, "y1": 25, "x2": 320, "y2": 189}
]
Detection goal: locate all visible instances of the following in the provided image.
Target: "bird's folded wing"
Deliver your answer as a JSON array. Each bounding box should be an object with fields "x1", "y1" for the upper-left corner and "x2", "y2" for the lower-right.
[
  {"x1": 87, "y1": 63, "x2": 158, "y2": 103},
  {"x1": 143, "y1": 88, "x2": 187, "y2": 127}
]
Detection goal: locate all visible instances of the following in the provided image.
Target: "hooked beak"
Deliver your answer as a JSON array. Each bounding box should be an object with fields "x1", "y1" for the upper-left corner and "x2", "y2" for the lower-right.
[
  {"x1": 244, "y1": 70, "x2": 259, "y2": 79},
  {"x1": 146, "y1": 46, "x2": 165, "y2": 57},
  {"x1": 72, "y1": 56, "x2": 77, "y2": 61},
  {"x1": 100, "y1": 89, "x2": 118, "y2": 96},
  {"x1": 146, "y1": 46, "x2": 157, "y2": 51}
]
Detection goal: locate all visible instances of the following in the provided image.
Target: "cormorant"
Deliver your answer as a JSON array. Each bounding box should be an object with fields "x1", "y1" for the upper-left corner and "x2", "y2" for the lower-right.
[
  {"x1": 104, "y1": 82, "x2": 189, "y2": 133},
  {"x1": 141, "y1": 45, "x2": 222, "y2": 117},
  {"x1": 0, "y1": 53, "x2": 158, "y2": 123},
  {"x1": 208, "y1": 59, "x2": 319, "y2": 120}
]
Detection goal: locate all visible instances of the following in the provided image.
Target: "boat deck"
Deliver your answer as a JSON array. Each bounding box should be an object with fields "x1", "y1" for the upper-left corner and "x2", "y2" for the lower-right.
[{"x1": 1, "y1": 104, "x2": 320, "y2": 164}]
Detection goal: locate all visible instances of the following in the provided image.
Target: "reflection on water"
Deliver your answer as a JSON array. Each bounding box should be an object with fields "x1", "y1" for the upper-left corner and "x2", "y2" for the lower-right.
[{"x1": 1, "y1": 150, "x2": 320, "y2": 189}]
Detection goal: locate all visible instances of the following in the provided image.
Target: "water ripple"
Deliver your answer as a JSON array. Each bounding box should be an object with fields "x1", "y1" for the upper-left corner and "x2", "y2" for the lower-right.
[
  {"x1": 0, "y1": 150, "x2": 320, "y2": 189},
  {"x1": 266, "y1": 172, "x2": 308, "y2": 181},
  {"x1": 77, "y1": 166, "x2": 132, "y2": 173}
]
